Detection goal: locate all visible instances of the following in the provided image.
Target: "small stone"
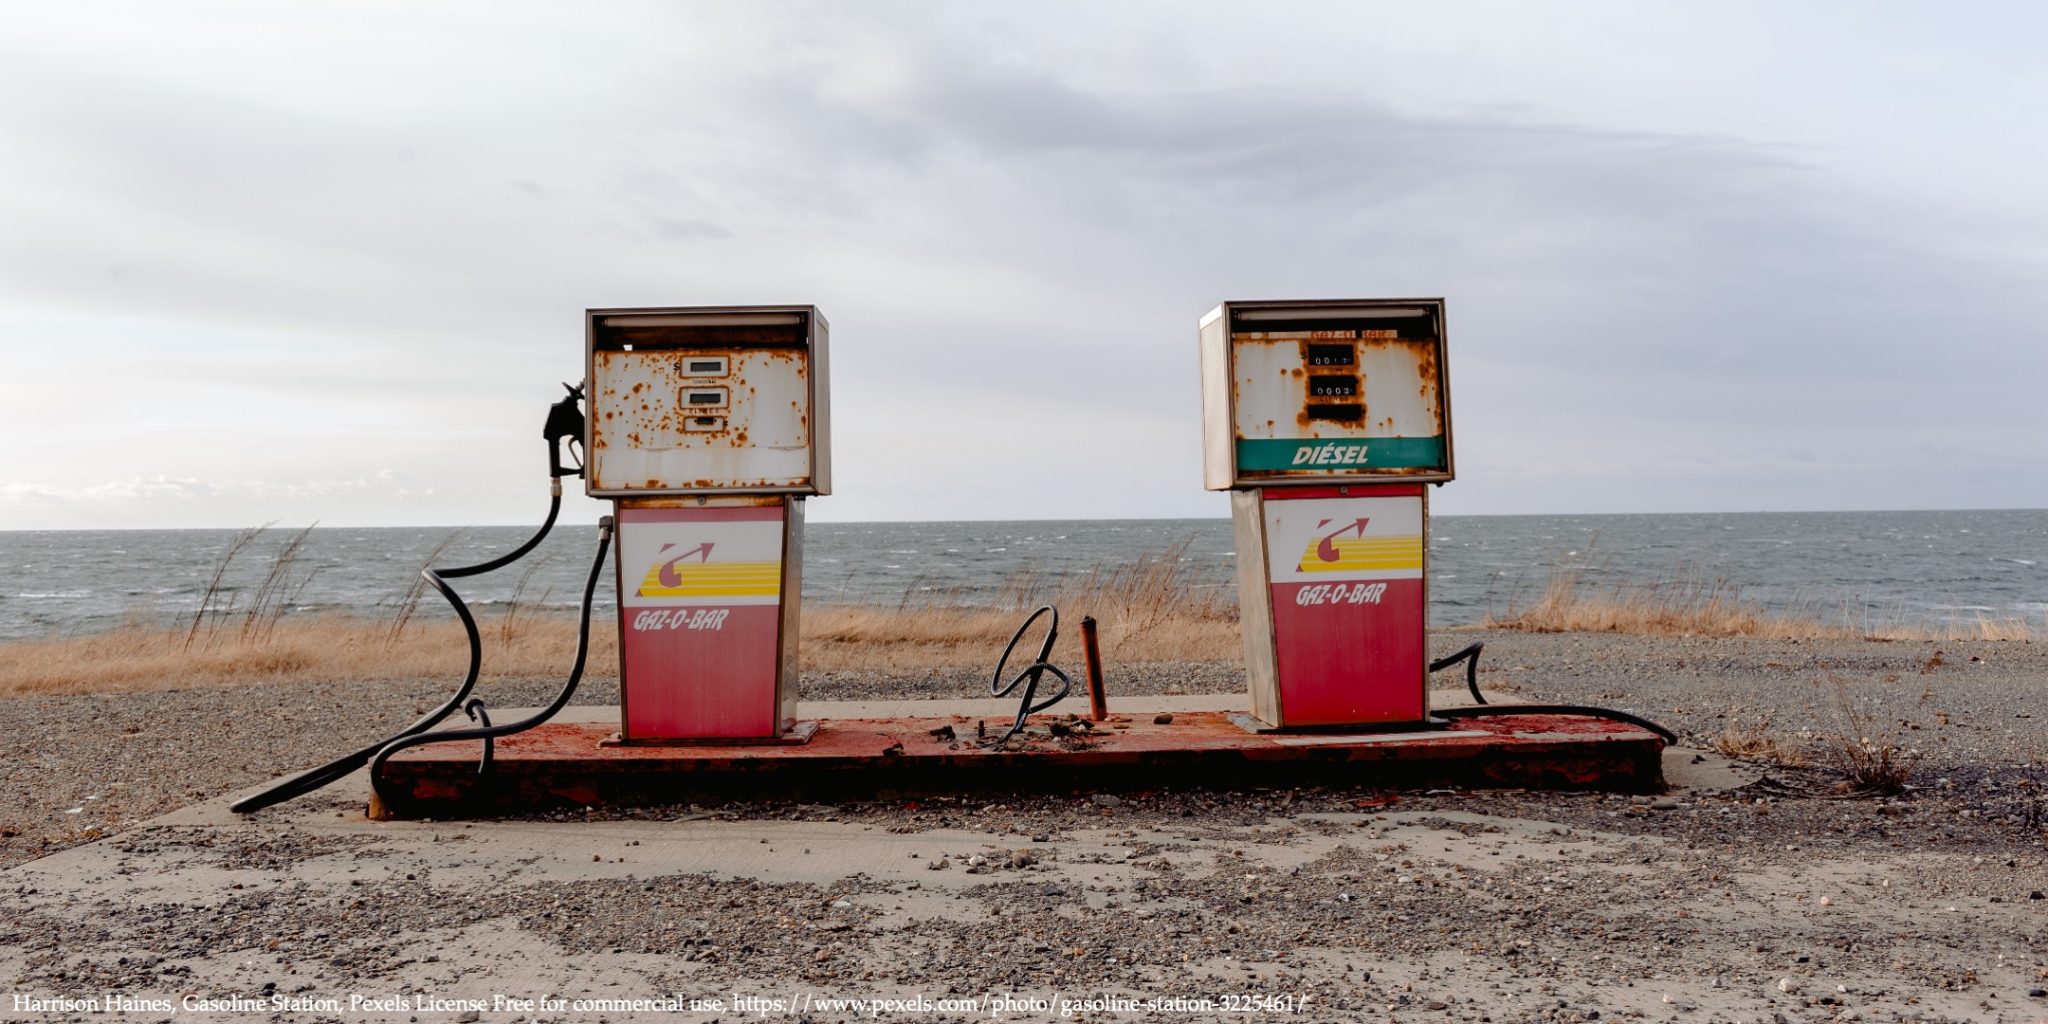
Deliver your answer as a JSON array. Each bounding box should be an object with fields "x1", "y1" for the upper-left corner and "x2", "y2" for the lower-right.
[
  {"x1": 1649, "y1": 798, "x2": 1679, "y2": 811},
  {"x1": 1153, "y1": 713, "x2": 1175, "y2": 725},
  {"x1": 2029, "y1": 988, "x2": 2047, "y2": 998},
  {"x1": 1091, "y1": 794, "x2": 1122, "y2": 808},
  {"x1": 1818, "y1": 896, "x2": 1833, "y2": 907},
  {"x1": 1778, "y1": 977, "x2": 1801, "y2": 994}
]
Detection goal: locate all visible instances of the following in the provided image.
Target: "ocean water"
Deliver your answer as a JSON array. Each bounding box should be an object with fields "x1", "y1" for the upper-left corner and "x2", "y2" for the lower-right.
[{"x1": 1, "y1": 510, "x2": 2043, "y2": 644}]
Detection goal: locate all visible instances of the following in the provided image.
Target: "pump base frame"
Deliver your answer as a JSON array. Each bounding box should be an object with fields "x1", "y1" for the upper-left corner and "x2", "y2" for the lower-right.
[
  {"x1": 599, "y1": 720, "x2": 820, "y2": 747},
  {"x1": 369, "y1": 706, "x2": 1665, "y2": 820}
]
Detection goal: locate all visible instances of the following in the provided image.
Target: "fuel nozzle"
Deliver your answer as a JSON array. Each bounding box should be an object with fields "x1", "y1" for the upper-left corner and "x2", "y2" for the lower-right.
[{"x1": 544, "y1": 382, "x2": 586, "y2": 480}]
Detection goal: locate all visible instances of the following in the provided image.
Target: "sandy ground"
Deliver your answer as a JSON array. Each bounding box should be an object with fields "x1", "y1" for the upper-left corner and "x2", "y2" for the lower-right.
[{"x1": 2, "y1": 630, "x2": 2046, "y2": 1022}]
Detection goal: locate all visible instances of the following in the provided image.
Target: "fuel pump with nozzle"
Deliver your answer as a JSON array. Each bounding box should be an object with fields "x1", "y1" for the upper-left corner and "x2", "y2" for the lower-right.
[
  {"x1": 1201, "y1": 299, "x2": 1455, "y2": 730},
  {"x1": 1199, "y1": 298, "x2": 1675, "y2": 742},
  {"x1": 583, "y1": 305, "x2": 829, "y2": 745}
]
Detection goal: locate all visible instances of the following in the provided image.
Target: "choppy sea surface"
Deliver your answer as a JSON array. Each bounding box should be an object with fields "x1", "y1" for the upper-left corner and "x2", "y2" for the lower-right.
[{"x1": 2, "y1": 510, "x2": 2044, "y2": 643}]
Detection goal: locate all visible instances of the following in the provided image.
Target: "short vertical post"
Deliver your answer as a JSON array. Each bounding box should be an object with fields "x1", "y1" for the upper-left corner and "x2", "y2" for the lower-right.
[{"x1": 1080, "y1": 616, "x2": 1108, "y2": 721}]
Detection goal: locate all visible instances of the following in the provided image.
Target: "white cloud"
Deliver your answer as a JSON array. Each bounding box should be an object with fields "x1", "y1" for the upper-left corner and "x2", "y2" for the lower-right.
[{"x1": 1, "y1": 475, "x2": 375, "y2": 505}]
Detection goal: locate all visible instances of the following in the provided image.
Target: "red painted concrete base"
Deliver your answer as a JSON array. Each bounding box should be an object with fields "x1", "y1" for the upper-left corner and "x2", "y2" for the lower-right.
[{"x1": 368, "y1": 711, "x2": 1665, "y2": 820}]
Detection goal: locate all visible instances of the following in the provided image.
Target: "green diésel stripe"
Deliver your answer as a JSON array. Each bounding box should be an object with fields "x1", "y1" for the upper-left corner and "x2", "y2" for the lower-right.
[{"x1": 1236, "y1": 436, "x2": 1446, "y2": 471}]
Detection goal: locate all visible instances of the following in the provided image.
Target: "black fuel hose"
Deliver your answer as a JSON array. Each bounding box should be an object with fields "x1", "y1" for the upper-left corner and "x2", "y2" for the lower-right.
[
  {"x1": 989, "y1": 605, "x2": 1073, "y2": 743},
  {"x1": 1427, "y1": 641, "x2": 1679, "y2": 744},
  {"x1": 1434, "y1": 704, "x2": 1678, "y2": 744},
  {"x1": 367, "y1": 517, "x2": 614, "y2": 811},
  {"x1": 228, "y1": 485, "x2": 566, "y2": 814}
]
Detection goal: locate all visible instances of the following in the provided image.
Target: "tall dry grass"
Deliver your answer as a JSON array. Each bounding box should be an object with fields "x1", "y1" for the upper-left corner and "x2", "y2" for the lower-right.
[
  {"x1": 806, "y1": 537, "x2": 1240, "y2": 672},
  {"x1": 1482, "y1": 560, "x2": 2037, "y2": 641},
  {"x1": 0, "y1": 539, "x2": 1241, "y2": 697},
  {"x1": 0, "y1": 615, "x2": 604, "y2": 698},
  {"x1": 180, "y1": 522, "x2": 322, "y2": 650}
]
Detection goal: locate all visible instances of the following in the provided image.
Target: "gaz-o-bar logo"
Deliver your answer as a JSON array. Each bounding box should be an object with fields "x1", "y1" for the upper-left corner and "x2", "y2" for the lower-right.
[
  {"x1": 1295, "y1": 517, "x2": 1420, "y2": 574},
  {"x1": 635, "y1": 541, "x2": 780, "y2": 599}
]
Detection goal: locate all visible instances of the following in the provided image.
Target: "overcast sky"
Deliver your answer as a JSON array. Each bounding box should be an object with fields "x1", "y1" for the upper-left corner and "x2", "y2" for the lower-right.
[{"x1": 4, "y1": 1, "x2": 2045, "y2": 529}]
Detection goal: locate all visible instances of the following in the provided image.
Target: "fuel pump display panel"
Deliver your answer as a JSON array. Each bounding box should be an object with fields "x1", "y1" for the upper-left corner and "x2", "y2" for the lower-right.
[
  {"x1": 1200, "y1": 299, "x2": 1452, "y2": 489},
  {"x1": 586, "y1": 306, "x2": 830, "y2": 496}
]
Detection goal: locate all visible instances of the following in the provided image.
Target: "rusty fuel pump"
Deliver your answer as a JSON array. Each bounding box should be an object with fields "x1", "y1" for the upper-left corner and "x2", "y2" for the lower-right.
[
  {"x1": 1201, "y1": 298, "x2": 1456, "y2": 729},
  {"x1": 1199, "y1": 297, "x2": 1674, "y2": 741},
  {"x1": 582, "y1": 305, "x2": 829, "y2": 744}
]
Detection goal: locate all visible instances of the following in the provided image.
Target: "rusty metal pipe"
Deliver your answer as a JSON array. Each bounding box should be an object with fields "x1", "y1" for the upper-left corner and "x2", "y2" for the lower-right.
[{"x1": 1080, "y1": 615, "x2": 1107, "y2": 721}]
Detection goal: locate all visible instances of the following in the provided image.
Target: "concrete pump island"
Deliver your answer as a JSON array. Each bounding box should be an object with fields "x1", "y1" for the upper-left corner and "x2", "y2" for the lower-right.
[{"x1": 232, "y1": 300, "x2": 1661, "y2": 819}]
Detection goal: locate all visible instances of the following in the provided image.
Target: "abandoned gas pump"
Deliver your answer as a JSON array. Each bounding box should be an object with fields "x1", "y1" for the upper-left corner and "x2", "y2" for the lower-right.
[
  {"x1": 586, "y1": 305, "x2": 829, "y2": 744},
  {"x1": 1200, "y1": 299, "x2": 1453, "y2": 730}
]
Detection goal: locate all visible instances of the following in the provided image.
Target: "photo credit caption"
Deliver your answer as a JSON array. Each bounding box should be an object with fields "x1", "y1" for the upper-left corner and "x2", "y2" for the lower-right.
[{"x1": 10, "y1": 989, "x2": 1314, "y2": 1017}]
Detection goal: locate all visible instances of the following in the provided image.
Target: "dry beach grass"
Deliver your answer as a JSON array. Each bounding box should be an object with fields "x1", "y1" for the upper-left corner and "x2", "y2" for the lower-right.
[
  {"x1": 0, "y1": 541, "x2": 1242, "y2": 697},
  {"x1": 3, "y1": 543, "x2": 2038, "y2": 696},
  {"x1": 1481, "y1": 561, "x2": 2038, "y2": 641}
]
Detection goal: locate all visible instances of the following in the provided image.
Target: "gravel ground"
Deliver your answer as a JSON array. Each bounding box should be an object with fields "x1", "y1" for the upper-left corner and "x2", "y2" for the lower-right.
[
  {"x1": 15, "y1": 628, "x2": 2035, "y2": 870},
  {"x1": 3, "y1": 630, "x2": 2046, "y2": 1022}
]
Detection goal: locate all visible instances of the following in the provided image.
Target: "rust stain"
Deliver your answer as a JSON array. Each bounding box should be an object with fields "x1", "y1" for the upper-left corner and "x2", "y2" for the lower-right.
[{"x1": 591, "y1": 341, "x2": 815, "y2": 491}]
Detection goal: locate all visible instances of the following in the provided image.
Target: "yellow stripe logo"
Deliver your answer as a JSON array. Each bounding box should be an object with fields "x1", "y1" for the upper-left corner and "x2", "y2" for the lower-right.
[
  {"x1": 634, "y1": 541, "x2": 780, "y2": 598},
  {"x1": 1296, "y1": 537, "x2": 1422, "y2": 573},
  {"x1": 1296, "y1": 517, "x2": 1421, "y2": 573}
]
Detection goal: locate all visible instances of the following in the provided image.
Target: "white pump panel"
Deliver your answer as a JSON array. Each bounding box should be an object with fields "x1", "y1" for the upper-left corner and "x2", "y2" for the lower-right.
[{"x1": 585, "y1": 306, "x2": 831, "y2": 496}]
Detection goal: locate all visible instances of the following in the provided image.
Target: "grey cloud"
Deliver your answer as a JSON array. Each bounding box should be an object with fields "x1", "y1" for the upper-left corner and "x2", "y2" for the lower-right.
[
  {"x1": 648, "y1": 217, "x2": 733, "y2": 240},
  {"x1": 1, "y1": 3, "x2": 2043, "y2": 524}
]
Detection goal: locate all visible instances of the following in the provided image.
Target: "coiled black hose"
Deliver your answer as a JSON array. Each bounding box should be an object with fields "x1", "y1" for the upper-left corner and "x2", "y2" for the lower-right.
[
  {"x1": 1427, "y1": 641, "x2": 1678, "y2": 744},
  {"x1": 228, "y1": 486, "x2": 566, "y2": 814},
  {"x1": 367, "y1": 517, "x2": 614, "y2": 810},
  {"x1": 989, "y1": 605, "x2": 1073, "y2": 743}
]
